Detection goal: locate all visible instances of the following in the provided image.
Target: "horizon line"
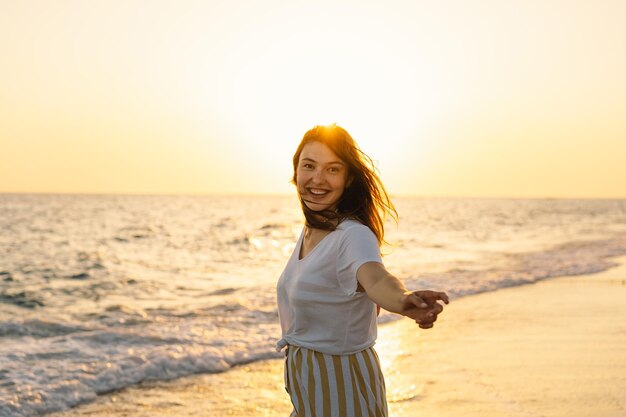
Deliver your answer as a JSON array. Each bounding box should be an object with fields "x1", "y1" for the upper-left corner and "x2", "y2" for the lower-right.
[{"x1": 1, "y1": 190, "x2": 625, "y2": 200}]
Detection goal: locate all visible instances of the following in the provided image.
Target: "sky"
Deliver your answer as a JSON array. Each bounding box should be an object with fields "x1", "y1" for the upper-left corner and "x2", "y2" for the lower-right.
[{"x1": 1, "y1": 0, "x2": 625, "y2": 198}]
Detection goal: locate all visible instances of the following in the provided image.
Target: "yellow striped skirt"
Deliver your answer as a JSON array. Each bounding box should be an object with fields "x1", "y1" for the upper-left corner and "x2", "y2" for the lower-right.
[{"x1": 284, "y1": 345, "x2": 388, "y2": 417}]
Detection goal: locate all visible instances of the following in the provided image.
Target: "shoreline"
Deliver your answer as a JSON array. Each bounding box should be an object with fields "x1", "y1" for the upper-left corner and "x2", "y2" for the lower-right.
[
  {"x1": 52, "y1": 257, "x2": 626, "y2": 417},
  {"x1": 382, "y1": 255, "x2": 626, "y2": 417}
]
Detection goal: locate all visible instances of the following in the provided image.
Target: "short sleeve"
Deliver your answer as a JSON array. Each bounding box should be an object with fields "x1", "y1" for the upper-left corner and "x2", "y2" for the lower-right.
[{"x1": 336, "y1": 223, "x2": 383, "y2": 295}]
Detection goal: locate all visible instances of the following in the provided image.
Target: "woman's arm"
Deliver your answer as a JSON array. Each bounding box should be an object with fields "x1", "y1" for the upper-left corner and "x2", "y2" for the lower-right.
[{"x1": 357, "y1": 262, "x2": 449, "y2": 328}]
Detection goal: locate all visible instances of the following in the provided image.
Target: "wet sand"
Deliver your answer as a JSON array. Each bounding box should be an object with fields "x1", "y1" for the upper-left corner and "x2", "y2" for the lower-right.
[{"x1": 53, "y1": 256, "x2": 626, "y2": 417}]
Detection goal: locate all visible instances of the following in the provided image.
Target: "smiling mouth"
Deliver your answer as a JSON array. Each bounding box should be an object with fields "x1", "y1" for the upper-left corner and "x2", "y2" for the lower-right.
[{"x1": 307, "y1": 188, "x2": 330, "y2": 196}]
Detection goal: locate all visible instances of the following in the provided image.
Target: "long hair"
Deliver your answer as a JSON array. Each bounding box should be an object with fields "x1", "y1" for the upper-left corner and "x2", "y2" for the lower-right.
[{"x1": 291, "y1": 124, "x2": 397, "y2": 246}]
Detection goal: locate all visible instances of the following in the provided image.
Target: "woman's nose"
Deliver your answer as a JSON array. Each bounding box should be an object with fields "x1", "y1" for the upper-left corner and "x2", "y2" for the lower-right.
[{"x1": 312, "y1": 169, "x2": 325, "y2": 183}]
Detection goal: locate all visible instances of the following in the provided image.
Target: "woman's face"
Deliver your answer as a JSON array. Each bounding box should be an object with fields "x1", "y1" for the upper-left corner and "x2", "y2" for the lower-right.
[{"x1": 296, "y1": 141, "x2": 349, "y2": 212}]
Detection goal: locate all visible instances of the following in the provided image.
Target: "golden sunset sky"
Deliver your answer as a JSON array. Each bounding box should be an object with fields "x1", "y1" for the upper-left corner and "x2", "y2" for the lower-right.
[{"x1": 1, "y1": 0, "x2": 625, "y2": 198}]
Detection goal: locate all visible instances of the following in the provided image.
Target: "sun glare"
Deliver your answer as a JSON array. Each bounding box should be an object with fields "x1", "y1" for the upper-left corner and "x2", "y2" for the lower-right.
[
  {"x1": 188, "y1": 6, "x2": 445, "y2": 187},
  {"x1": 1, "y1": 0, "x2": 625, "y2": 197}
]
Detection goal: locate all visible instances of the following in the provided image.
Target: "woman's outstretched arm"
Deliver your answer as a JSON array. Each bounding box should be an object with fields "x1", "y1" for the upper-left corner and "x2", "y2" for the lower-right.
[{"x1": 357, "y1": 262, "x2": 449, "y2": 328}]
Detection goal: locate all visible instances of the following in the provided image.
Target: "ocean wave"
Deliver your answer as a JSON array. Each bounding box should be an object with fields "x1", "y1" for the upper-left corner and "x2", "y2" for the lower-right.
[
  {"x1": 0, "y1": 291, "x2": 45, "y2": 309},
  {"x1": 400, "y1": 236, "x2": 626, "y2": 300},
  {"x1": 0, "y1": 319, "x2": 92, "y2": 338},
  {"x1": 4, "y1": 233, "x2": 625, "y2": 416},
  {"x1": 2, "y1": 195, "x2": 625, "y2": 416},
  {"x1": 380, "y1": 237, "x2": 626, "y2": 322},
  {"x1": 0, "y1": 319, "x2": 281, "y2": 417}
]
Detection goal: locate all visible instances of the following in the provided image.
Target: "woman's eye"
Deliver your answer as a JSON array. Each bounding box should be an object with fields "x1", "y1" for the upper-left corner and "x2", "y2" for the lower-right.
[{"x1": 303, "y1": 164, "x2": 314, "y2": 169}]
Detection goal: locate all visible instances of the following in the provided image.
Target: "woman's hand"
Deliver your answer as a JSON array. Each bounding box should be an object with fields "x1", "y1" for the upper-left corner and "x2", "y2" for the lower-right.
[
  {"x1": 357, "y1": 262, "x2": 449, "y2": 328},
  {"x1": 401, "y1": 290, "x2": 449, "y2": 329}
]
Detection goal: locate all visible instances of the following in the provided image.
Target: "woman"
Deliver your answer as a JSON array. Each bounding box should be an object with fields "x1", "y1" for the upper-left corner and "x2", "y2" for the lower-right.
[{"x1": 276, "y1": 124, "x2": 449, "y2": 417}]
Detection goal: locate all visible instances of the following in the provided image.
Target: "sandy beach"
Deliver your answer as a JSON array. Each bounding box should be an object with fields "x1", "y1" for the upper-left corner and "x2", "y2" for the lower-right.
[{"x1": 52, "y1": 256, "x2": 626, "y2": 417}]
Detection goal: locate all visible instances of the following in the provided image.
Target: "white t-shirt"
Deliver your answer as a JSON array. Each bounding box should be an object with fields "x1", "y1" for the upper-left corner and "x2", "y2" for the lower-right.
[{"x1": 276, "y1": 219, "x2": 383, "y2": 355}]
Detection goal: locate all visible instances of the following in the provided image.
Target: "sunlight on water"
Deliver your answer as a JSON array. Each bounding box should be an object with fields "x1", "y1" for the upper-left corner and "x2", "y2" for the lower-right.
[{"x1": 1, "y1": 194, "x2": 625, "y2": 416}]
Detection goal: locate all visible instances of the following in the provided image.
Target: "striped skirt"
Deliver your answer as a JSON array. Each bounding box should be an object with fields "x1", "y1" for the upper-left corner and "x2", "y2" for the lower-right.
[{"x1": 284, "y1": 345, "x2": 388, "y2": 417}]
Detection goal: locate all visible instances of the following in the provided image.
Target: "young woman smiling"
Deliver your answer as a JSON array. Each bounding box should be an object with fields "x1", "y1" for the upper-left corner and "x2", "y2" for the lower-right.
[{"x1": 276, "y1": 124, "x2": 449, "y2": 417}]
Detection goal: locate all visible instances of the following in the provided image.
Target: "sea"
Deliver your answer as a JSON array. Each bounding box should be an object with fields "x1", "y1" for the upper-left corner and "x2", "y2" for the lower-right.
[{"x1": 1, "y1": 193, "x2": 626, "y2": 417}]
